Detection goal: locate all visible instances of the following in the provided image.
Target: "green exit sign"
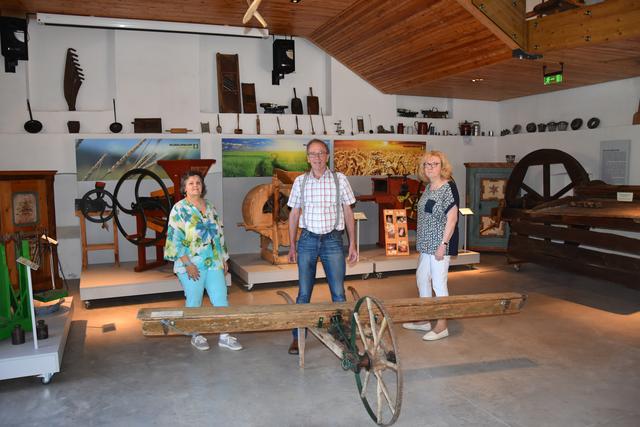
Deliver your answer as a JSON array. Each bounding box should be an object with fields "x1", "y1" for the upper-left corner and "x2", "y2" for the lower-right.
[{"x1": 544, "y1": 72, "x2": 563, "y2": 85}]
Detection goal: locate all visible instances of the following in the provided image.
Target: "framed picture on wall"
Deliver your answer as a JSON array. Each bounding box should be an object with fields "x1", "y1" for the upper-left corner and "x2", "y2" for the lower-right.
[{"x1": 12, "y1": 192, "x2": 39, "y2": 226}]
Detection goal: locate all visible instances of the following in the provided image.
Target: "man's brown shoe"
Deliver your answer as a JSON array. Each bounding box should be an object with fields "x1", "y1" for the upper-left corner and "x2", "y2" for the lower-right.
[{"x1": 288, "y1": 339, "x2": 299, "y2": 355}]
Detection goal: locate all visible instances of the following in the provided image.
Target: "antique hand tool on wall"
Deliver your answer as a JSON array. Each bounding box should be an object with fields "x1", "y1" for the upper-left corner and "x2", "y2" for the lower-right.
[
  {"x1": 216, "y1": 114, "x2": 222, "y2": 133},
  {"x1": 309, "y1": 115, "x2": 315, "y2": 135},
  {"x1": 307, "y1": 87, "x2": 319, "y2": 115},
  {"x1": 294, "y1": 115, "x2": 302, "y2": 135},
  {"x1": 256, "y1": 114, "x2": 261, "y2": 134},
  {"x1": 368, "y1": 114, "x2": 374, "y2": 134},
  {"x1": 109, "y1": 99, "x2": 122, "y2": 133},
  {"x1": 234, "y1": 113, "x2": 242, "y2": 134},
  {"x1": 63, "y1": 48, "x2": 84, "y2": 111},
  {"x1": 216, "y1": 53, "x2": 241, "y2": 113},
  {"x1": 242, "y1": 83, "x2": 257, "y2": 113},
  {"x1": 291, "y1": 88, "x2": 303, "y2": 115},
  {"x1": 24, "y1": 99, "x2": 42, "y2": 133},
  {"x1": 321, "y1": 108, "x2": 328, "y2": 135},
  {"x1": 350, "y1": 118, "x2": 354, "y2": 135},
  {"x1": 276, "y1": 116, "x2": 285, "y2": 134}
]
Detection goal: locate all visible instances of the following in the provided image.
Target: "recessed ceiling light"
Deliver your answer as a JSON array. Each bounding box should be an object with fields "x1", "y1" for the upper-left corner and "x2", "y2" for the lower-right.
[
  {"x1": 290, "y1": 0, "x2": 302, "y2": 3},
  {"x1": 471, "y1": 78, "x2": 484, "y2": 83}
]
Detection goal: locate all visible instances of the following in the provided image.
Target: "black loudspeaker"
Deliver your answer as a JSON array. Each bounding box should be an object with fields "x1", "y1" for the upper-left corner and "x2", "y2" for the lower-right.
[
  {"x1": 272, "y1": 38, "x2": 295, "y2": 85},
  {"x1": 0, "y1": 17, "x2": 28, "y2": 73}
]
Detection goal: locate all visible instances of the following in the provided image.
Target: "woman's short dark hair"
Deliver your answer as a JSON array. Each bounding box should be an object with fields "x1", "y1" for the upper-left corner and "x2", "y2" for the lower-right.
[{"x1": 180, "y1": 170, "x2": 206, "y2": 197}]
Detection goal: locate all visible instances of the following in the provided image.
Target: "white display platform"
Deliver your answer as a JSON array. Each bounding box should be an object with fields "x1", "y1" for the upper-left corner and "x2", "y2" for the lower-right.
[
  {"x1": 229, "y1": 253, "x2": 376, "y2": 290},
  {"x1": 360, "y1": 246, "x2": 481, "y2": 273},
  {"x1": 80, "y1": 262, "x2": 180, "y2": 307},
  {"x1": 0, "y1": 297, "x2": 74, "y2": 384},
  {"x1": 229, "y1": 247, "x2": 480, "y2": 289}
]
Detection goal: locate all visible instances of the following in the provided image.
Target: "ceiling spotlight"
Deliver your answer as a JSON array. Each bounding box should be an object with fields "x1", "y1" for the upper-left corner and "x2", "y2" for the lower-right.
[
  {"x1": 290, "y1": 0, "x2": 302, "y2": 3},
  {"x1": 471, "y1": 78, "x2": 484, "y2": 83}
]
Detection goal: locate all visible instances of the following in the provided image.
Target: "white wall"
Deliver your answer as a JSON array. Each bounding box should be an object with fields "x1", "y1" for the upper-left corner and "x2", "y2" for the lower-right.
[{"x1": 1, "y1": 19, "x2": 638, "y2": 277}]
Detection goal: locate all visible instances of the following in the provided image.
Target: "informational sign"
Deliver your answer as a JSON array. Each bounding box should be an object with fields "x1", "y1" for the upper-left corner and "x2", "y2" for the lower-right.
[
  {"x1": 383, "y1": 209, "x2": 410, "y2": 256},
  {"x1": 600, "y1": 140, "x2": 630, "y2": 185}
]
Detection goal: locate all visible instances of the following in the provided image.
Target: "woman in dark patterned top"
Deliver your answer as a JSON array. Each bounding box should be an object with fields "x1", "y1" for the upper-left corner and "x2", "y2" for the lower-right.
[{"x1": 403, "y1": 150, "x2": 459, "y2": 341}]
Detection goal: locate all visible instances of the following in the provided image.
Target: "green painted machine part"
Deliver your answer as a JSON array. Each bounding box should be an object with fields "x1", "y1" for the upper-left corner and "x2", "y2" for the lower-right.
[{"x1": 0, "y1": 240, "x2": 34, "y2": 340}]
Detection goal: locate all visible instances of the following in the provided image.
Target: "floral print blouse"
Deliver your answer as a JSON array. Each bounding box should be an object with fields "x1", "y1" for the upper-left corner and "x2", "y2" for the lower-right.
[{"x1": 164, "y1": 198, "x2": 229, "y2": 273}]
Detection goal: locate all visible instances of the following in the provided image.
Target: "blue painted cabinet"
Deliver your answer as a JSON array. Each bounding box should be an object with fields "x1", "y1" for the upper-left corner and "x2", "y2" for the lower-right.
[{"x1": 464, "y1": 163, "x2": 515, "y2": 252}]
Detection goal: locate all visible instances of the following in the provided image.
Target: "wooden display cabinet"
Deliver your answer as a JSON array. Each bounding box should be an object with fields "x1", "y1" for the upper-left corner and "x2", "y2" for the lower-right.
[
  {"x1": 0, "y1": 171, "x2": 61, "y2": 291},
  {"x1": 464, "y1": 162, "x2": 516, "y2": 252}
]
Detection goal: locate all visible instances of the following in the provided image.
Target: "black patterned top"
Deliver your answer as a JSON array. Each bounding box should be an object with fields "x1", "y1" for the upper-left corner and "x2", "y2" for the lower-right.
[{"x1": 416, "y1": 180, "x2": 460, "y2": 256}]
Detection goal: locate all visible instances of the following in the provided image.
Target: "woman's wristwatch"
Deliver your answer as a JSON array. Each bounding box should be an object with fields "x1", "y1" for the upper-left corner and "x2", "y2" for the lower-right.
[{"x1": 441, "y1": 241, "x2": 449, "y2": 249}]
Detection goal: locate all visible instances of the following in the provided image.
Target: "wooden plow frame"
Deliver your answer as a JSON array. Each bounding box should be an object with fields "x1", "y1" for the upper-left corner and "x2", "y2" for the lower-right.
[{"x1": 138, "y1": 290, "x2": 526, "y2": 426}]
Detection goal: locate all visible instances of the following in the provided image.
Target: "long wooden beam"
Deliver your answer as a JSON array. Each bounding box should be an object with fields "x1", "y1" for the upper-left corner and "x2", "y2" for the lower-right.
[
  {"x1": 138, "y1": 292, "x2": 526, "y2": 336},
  {"x1": 456, "y1": 0, "x2": 526, "y2": 49},
  {"x1": 528, "y1": 0, "x2": 640, "y2": 52}
]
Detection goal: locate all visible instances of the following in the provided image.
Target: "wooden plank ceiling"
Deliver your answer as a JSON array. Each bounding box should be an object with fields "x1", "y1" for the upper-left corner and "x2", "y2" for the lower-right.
[{"x1": 3, "y1": 0, "x2": 640, "y2": 100}]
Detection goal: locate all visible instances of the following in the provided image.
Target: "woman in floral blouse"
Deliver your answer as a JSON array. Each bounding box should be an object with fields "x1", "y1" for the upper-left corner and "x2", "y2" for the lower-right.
[{"x1": 164, "y1": 170, "x2": 242, "y2": 351}]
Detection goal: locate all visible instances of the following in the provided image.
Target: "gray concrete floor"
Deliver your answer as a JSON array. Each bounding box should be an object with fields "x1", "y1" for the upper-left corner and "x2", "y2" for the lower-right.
[{"x1": 1, "y1": 254, "x2": 638, "y2": 427}]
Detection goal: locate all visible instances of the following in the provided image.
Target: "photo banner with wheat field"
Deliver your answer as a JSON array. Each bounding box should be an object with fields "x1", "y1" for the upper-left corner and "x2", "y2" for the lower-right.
[
  {"x1": 76, "y1": 138, "x2": 200, "y2": 181},
  {"x1": 333, "y1": 140, "x2": 426, "y2": 176},
  {"x1": 222, "y1": 137, "x2": 323, "y2": 177}
]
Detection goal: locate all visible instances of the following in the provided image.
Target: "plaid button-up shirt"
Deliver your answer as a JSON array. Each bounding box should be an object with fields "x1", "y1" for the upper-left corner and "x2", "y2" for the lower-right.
[{"x1": 287, "y1": 169, "x2": 355, "y2": 234}]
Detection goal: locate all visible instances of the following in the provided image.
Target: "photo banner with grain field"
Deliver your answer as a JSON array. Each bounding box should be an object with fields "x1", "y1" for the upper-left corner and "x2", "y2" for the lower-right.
[
  {"x1": 76, "y1": 138, "x2": 200, "y2": 181},
  {"x1": 222, "y1": 137, "x2": 324, "y2": 177},
  {"x1": 334, "y1": 140, "x2": 426, "y2": 176}
]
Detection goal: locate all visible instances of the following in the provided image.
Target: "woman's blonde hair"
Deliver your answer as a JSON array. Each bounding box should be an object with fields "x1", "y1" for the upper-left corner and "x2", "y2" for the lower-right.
[{"x1": 417, "y1": 150, "x2": 453, "y2": 183}]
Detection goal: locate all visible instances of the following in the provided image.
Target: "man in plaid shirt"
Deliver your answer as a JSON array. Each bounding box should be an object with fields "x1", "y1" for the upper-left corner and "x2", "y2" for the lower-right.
[{"x1": 286, "y1": 139, "x2": 358, "y2": 354}]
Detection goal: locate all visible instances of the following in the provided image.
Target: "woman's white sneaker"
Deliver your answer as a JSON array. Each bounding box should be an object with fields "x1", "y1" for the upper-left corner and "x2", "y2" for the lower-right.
[
  {"x1": 218, "y1": 335, "x2": 243, "y2": 351},
  {"x1": 191, "y1": 334, "x2": 210, "y2": 351}
]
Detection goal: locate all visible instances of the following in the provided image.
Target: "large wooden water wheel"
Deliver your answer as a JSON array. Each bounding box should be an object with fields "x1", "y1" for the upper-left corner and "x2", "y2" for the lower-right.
[{"x1": 504, "y1": 149, "x2": 589, "y2": 209}]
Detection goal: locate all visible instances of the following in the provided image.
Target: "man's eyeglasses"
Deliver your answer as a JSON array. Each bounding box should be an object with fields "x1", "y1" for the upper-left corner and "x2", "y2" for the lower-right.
[
  {"x1": 423, "y1": 162, "x2": 441, "y2": 168},
  {"x1": 308, "y1": 152, "x2": 327, "y2": 158}
]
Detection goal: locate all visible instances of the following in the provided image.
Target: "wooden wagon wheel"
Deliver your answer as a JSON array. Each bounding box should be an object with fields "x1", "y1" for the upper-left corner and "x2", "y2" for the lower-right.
[
  {"x1": 504, "y1": 149, "x2": 589, "y2": 209},
  {"x1": 351, "y1": 296, "x2": 402, "y2": 426}
]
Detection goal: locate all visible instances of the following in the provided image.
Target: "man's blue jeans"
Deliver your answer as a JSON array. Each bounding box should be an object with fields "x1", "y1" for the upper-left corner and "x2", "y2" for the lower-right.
[{"x1": 293, "y1": 229, "x2": 346, "y2": 338}]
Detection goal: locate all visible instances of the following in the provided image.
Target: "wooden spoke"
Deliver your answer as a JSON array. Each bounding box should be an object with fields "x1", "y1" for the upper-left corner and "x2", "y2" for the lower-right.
[
  {"x1": 353, "y1": 312, "x2": 370, "y2": 353},
  {"x1": 360, "y1": 370, "x2": 371, "y2": 398},
  {"x1": 520, "y1": 182, "x2": 543, "y2": 201},
  {"x1": 552, "y1": 181, "x2": 578, "y2": 199},
  {"x1": 372, "y1": 317, "x2": 388, "y2": 355},
  {"x1": 366, "y1": 298, "x2": 378, "y2": 348},
  {"x1": 382, "y1": 359, "x2": 398, "y2": 371},
  {"x1": 375, "y1": 371, "x2": 396, "y2": 415}
]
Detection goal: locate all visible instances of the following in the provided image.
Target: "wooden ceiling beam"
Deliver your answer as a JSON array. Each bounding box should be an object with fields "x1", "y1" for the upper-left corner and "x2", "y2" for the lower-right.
[
  {"x1": 455, "y1": 0, "x2": 526, "y2": 49},
  {"x1": 528, "y1": 0, "x2": 640, "y2": 52}
]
